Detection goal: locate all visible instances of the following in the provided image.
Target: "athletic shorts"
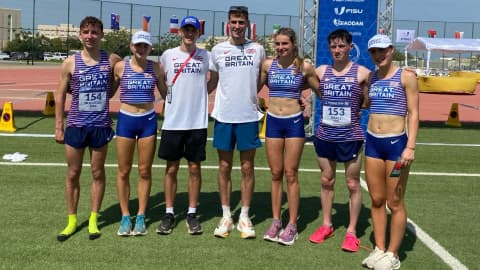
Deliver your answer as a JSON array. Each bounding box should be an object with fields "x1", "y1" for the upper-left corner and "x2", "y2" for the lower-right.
[
  {"x1": 313, "y1": 137, "x2": 363, "y2": 162},
  {"x1": 116, "y1": 109, "x2": 157, "y2": 139},
  {"x1": 365, "y1": 130, "x2": 407, "y2": 161},
  {"x1": 158, "y1": 129, "x2": 207, "y2": 162},
  {"x1": 213, "y1": 120, "x2": 261, "y2": 151},
  {"x1": 266, "y1": 111, "x2": 305, "y2": 138},
  {"x1": 65, "y1": 126, "x2": 114, "y2": 149}
]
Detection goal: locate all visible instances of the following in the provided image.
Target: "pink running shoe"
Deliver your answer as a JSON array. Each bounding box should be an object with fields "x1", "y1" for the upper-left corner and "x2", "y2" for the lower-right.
[
  {"x1": 341, "y1": 233, "x2": 360, "y2": 252},
  {"x1": 309, "y1": 225, "x2": 334, "y2": 244}
]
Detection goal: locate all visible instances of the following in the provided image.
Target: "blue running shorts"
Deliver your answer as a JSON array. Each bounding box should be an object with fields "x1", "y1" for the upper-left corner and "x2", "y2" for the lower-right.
[
  {"x1": 365, "y1": 131, "x2": 407, "y2": 161},
  {"x1": 213, "y1": 120, "x2": 261, "y2": 151},
  {"x1": 266, "y1": 111, "x2": 305, "y2": 139},
  {"x1": 65, "y1": 126, "x2": 114, "y2": 149}
]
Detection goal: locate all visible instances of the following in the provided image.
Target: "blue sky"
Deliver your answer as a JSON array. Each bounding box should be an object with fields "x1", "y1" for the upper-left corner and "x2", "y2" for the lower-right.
[
  {"x1": 0, "y1": 0, "x2": 478, "y2": 24},
  {"x1": 0, "y1": 0, "x2": 478, "y2": 33}
]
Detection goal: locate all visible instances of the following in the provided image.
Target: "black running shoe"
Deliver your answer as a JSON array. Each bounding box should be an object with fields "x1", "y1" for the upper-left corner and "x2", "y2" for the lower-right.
[
  {"x1": 186, "y1": 213, "x2": 203, "y2": 235},
  {"x1": 156, "y1": 213, "x2": 176, "y2": 235}
]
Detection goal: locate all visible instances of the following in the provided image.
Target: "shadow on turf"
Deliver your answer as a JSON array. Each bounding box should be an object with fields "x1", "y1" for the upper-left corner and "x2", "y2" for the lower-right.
[
  {"x1": 363, "y1": 215, "x2": 417, "y2": 262},
  {"x1": 98, "y1": 189, "x2": 375, "y2": 240}
]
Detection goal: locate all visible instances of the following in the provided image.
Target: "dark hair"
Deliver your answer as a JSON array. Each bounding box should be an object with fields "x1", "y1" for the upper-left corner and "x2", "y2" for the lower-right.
[
  {"x1": 274, "y1": 27, "x2": 303, "y2": 74},
  {"x1": 327, "y1": 29, "x2": 352, "y2": 44},
  {"x1": 79, "y1": 16, "x2": 103, "y2": 32},
  {"x1": 228, "y1": 6, "x2": 249, "y2": 20}
]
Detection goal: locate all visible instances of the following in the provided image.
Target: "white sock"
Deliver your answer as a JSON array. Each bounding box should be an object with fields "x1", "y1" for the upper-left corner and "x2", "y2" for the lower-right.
[
  {"x1": 166, "y1": 207, "x2": 174, "y2": 214},
  {"x1": 187, "y1": 207, "x2": 196, "y2": 214},
  {"x1": 221, "y1": 205, "x2": 231, "y2": 218},
  {"x1": 240, "y1": 206, "x2": 250, "y2": 219}
]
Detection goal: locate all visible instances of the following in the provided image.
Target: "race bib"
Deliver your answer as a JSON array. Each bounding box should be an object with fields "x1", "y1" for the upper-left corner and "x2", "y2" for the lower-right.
[
  {"x1": 79, "y1": 91, "x2": 106, "y2": 112},
  {"x1": 322, "y1": 100, "x2": 351, "y2": 126}
]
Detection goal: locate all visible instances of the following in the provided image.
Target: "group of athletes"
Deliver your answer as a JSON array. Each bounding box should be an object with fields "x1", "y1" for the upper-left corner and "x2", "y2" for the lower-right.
[{"x1": 54, "y1": 5, "x2": 418, "y2": 270}]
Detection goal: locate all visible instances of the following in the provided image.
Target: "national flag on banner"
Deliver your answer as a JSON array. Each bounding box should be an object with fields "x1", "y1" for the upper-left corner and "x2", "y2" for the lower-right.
[
  {"x1": 222, "y1": 22, "x2": 230, "y2": 36},
  {"x1": 110, "y1": 13, "x2": 120, "y2": 30},
  {"x1": 169, "y1": 15, "x2": 179, "y2": 33},
  {"x1": 199, "y1": 20, "x2": 205, "y2": 36},
  {"x1": 143, "y1": 16, "x2": 151, "y2": 31},
  {"x1": 248, "y1": 23, "x2": 256, "y2": 40},
  {"x1": 396, "y1": 29, "x2": 415, "y2": 43}
]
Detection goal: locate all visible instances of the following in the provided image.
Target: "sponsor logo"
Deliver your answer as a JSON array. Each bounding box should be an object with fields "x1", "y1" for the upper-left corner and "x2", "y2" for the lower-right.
[
  {"x1": 223, "y1": 50, "x2": 231, "y2": 55},
  {"x1": 333, "y1": 19, "x2": 364, "y2": 27},
  {"x1": 148, "y1": 115, "x2": 155, "y2": 121},
  {"x1": 390, "y1": 139, "x2": 400, "y2": 144},
  {"x1": 334, "y1": 7, "x2": 364, "y2": 15},
  {"x1": 345, "y1": 77, "x2": 355, "y2": 83},
  {"x1": 246, "y1": 48, "x2": 256, "y2": 54},
  {"x1": 78, "y1": 69, "x2": 87, "y2": 74},
  {"x1": 293, "y1": 118, "x2": 301, "y2": 124},
  {"x1": 100, "y1": 65, "x2": 110, "y2": 71}
]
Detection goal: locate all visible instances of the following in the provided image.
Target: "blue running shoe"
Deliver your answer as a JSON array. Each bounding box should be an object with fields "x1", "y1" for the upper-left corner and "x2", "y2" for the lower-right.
[
  {"x1": 133, "y1": 214, "x2": 147, "y2": 236},
  {"x1": 117, "y1": 215, "x2": 132, "y2": 236}
]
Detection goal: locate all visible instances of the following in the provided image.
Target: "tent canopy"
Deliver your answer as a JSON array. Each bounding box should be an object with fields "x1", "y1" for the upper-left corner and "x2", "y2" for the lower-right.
[
  {"x1": 406, "y1": 37, "x2": 480, "y2": 54},
  {"x1": 404, "y1": 37, "x2": 480, "y2": 70}
]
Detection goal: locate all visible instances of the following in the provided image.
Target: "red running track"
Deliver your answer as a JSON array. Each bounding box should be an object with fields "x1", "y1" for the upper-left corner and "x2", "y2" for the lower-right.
[{"x1": 1, "y1": 64, "x2": 480, "y2": 123}]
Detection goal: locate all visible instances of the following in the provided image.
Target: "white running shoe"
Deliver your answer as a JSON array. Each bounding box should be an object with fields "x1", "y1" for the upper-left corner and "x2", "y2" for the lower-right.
[
  {"x1": 372, "y1": 252, "x2": 401, "y2": 270},
  {"x1": 213, "y1": 217, "x2": 234, "y2": 238},
  {"x1": 236, "y1": 216, "x2": 256, "y2": 239},
  {"x1": 361, "y1": 246, "x2": 385, "y2": 269}
]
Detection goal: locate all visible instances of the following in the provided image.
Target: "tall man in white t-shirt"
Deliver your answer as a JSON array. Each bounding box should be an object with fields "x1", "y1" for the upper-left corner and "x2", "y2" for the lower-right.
[
  {"x1": 209, "y1": 6, "x2": 266, "y2": 239},
  {"x1": 156, "y1": 15, "x2": 216, "y2": 235}
]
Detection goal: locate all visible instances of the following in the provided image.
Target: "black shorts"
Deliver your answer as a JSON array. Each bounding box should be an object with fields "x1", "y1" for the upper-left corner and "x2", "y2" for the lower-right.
[{"x1": 158, "y1": 129, "x2": 207, "y2": 162}]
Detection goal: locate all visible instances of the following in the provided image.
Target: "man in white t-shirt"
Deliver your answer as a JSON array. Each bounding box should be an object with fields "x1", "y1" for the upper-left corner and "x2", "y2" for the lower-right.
[
  {"x1": 156, "y1": 15, "x2": 216, "y2": 235},
  {"x1": 209, "y1": 6, "x2": 266, "y2": 239}
]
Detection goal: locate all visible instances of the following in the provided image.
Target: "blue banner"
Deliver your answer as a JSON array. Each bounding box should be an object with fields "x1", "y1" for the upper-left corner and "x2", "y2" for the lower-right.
[
  {"x1": 110, "y1": 13, "x2": 120, "y2": 30},
  {"x1": 313, "y1": 0, "x2": 378, "y2": 135}
]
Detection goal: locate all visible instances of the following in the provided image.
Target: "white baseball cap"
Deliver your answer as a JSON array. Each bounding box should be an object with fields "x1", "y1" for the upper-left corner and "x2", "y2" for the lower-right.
[
  {"x1": 132, "y1": 31, "x2": 152, "y2": 46},
  {"x1": 368, "y1": 34, "x2": 392, "y2": 50}
]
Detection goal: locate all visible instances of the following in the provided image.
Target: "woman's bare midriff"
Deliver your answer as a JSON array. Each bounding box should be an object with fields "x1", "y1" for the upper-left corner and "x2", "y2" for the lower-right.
[
  {"x1": 120, "y1": 102, "x2": 154, "y2": 114},
  {"x1": 367, "y1": 113, "x2": 406, "y2": 134}
]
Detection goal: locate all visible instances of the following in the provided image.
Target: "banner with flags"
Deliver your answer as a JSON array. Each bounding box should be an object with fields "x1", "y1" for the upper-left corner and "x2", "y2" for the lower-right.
[
  {"x1": 396, "y1": 29, "x2": 415, "y2": 43},
  {"x1": 110, "y1": 13, "x2": 120, "y2": 30},
  {"x1": 248, "y1": 23, "x2": 256, "y2": 40},
  {"x1": 143, "y1": 16, "x2": 151, "y2": 31},
  {"x1": 222, "y1": 22, "x2": 230, "y2": 36}
]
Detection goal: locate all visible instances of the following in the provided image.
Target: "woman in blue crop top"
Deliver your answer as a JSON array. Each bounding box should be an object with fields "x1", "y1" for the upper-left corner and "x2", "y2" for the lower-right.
[
  {"x1": 362, "y1": 34, "x2": 419, "y2": 270},
  {"x1": 257, "y1": 27, "x2": 319, "y2": 246},
  {"x1": 111, "y1": 31, "x2": 166, "y2": 236}
]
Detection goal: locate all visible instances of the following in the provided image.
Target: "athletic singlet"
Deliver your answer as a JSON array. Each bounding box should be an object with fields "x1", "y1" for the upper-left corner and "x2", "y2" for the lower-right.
[
  {"x1": 119, "y1": 60, "x2": 156, "y2": 104},
  {"x1": 316, "y1": 63, "x2": 364, "y2": 142},
  {"x1": 267, "y1": 59, "x2": 304, "y2": 99},
  {"x1": 369, "y1": 68, "x2": 407, "y2": 117},
  {"x1": 67, "y1": 50, "x2": 112, "y2": 127}
]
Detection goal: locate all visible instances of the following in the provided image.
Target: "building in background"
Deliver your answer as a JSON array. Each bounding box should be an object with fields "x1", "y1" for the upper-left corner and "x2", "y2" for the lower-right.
[{"x1": 0, "y1": 7, "x2": 21, "y2": 50}]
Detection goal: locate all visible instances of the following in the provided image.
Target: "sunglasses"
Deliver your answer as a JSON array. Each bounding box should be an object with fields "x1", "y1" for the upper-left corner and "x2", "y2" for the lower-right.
[{"x1": 229, "y1": 6, "x2": 248, "y2": 13}]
